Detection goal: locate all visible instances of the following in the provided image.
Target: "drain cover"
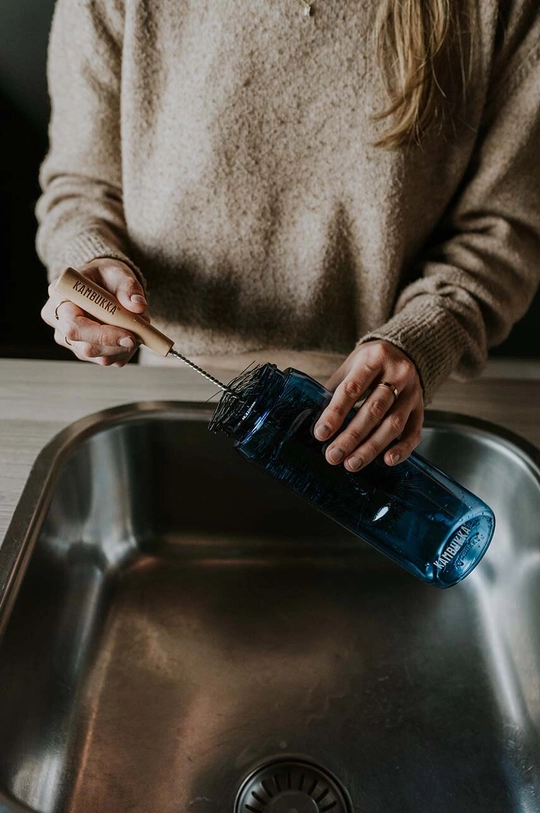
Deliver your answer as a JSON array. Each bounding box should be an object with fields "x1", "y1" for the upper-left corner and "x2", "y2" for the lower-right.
[{"x1": 235, "y1": 758, "x2": 351, "y2": 813}]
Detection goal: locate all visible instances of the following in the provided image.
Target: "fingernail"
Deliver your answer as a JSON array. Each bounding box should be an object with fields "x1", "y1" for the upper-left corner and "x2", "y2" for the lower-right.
[
  {"x1": 314, "y1": 422, "x2": 331, "y2": 441},
  {"x1": 118, "y1": 337, "x2": 135, "y2": 349},
  {"x1": 389, "y1": 452, "x2": 401, "y2": 465},
  {"x1": 328, "y1": 447, "x2": 345, "y2": 464},
  {"x1": 131, "y1": 294, "x2": 147, "y2": 305},
  {"x1": 347, "y1": 456, "x2": 363, "y2": 471}
]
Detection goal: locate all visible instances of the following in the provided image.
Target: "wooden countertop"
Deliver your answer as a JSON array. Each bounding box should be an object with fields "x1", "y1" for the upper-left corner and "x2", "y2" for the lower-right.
[{"x1": 1, "y1": 358, "x2": 539, "y2": 548}]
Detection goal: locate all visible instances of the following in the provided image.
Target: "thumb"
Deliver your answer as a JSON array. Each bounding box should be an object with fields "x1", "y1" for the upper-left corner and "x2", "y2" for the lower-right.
[{"x1": 100, "y1": 263, "x2": 148, "y2": 314}]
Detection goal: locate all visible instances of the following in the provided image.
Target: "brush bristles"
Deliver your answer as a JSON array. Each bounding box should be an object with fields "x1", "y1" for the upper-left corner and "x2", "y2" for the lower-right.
[{"x1": 208, "y1": 363, "x2": 268, "y2": 436}]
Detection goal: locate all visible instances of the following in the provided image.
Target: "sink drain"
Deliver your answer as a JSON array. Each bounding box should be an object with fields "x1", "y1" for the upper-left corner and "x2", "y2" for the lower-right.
[{"x1": 235, "y1": 758, "x2": 352, "y2": 813}]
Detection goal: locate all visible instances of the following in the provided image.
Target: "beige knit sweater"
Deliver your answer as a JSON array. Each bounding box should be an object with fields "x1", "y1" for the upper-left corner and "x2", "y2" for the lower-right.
[{"x1": 36, "y1": 0, "x2": 540, "y2": 402}]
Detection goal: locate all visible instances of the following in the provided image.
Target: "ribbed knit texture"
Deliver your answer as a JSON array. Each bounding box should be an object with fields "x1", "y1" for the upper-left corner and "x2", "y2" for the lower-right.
[
  {"x1": 58, "y1": 230, "x2": 145, "y2": 286},
  {"x1": 36, "y1": 0, "x2": 540, "y2": 403}
]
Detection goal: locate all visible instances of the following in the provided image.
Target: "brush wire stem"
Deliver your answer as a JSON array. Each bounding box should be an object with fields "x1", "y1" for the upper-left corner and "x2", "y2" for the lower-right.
[{"x1": 168, "y1": 349, "x2": 233, "y2": 392}]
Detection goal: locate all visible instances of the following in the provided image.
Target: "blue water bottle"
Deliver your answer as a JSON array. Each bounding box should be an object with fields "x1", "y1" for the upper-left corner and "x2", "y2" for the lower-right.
[{"x1": 209, "y1": 364, "x2": 495, "y2": 587}]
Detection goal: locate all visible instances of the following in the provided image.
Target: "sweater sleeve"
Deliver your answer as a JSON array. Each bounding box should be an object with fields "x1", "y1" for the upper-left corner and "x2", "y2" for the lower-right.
[
  {"x1": 35, "y1": 0, "x2": 144, "y2": 286},
  {"x1": 358, "y1": 19, "x2": 540, "y2": 405}
]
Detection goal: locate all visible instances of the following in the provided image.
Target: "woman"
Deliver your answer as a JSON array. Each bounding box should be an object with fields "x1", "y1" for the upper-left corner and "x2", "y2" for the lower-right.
[{"x1": 39, "y1": 0, "x2": 540, "y2": 473}]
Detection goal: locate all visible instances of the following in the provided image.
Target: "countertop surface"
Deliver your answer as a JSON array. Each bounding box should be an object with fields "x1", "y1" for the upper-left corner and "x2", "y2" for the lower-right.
[{"x1": 1, "y1": 357, "x2": 540, "y2": 548}]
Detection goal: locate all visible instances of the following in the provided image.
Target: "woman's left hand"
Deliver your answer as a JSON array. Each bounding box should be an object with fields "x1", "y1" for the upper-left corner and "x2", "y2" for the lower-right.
[{"x1": 313, "y1": 339, "x2": 424, "y2": 470}]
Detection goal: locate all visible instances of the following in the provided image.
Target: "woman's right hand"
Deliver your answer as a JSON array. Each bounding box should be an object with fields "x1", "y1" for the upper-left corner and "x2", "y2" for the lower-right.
[{"x1": 41, "y1": 258, "x2": 148, "y2": 367}]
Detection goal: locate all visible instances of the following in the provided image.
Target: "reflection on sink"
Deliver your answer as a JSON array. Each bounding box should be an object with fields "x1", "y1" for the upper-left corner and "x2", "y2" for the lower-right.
[{"x1": 0, "y1": 404, "x2": 539, "y2": 813}]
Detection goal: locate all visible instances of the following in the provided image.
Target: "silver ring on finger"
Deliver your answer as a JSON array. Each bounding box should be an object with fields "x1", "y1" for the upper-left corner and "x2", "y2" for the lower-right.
[
  {"x1": 54, "y1": 300, "x2": 70, "y2": 321},
  {"x1": 64, "y1": 334, "x2": 72, "y2": 347},
  {"x1": 376, "y1": 381, "x2": 399, "y2": 403}
]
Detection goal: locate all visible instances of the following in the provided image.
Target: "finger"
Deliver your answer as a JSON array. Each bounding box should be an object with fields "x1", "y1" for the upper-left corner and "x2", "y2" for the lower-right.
[
  {"x1": 65, "y1": 340, "x2": 135, "y2": 359},
  {"x1": 314, "y1": 368, "x2": 380, "y2": 442},
  {"x1": 91, "y1": 352, "x2": 134, "y2": 366},
  {"x1": 41, "y1": 296, "x2": 80, "y2": 327},
  {"x1": 54, "y1": 328, "x2": 75, "y2": 351},
  {"x1": 323, "y1": 342, "x2": 384, "y2": 393},
  {"x1": 323, "y1": 360, "x2": 349, "y2": 394},
  {"x1": 96, "y1": 264, "x2": 148, "y2": 313},
  {"x1": 325, "y1": 385, "x2": 404, "y2": 466},
  {"x1": 381, "y1": 408, "x2": 424, "y2": 466},
  {"x1": 54, "y1": 329, "x2": 135, "y2": 365},
  {"x1": 45, "y1": 283, "x2": 151, "y2": 335},
  {"x1": 342, "y1": 403, "x2": 414, "y2": 471},
  {"x1": 57, "y1": 311, "x2": 138, "y2": 353},
  {"x1": 78, "y1": 354, "x2": 130, "y2": 366}
]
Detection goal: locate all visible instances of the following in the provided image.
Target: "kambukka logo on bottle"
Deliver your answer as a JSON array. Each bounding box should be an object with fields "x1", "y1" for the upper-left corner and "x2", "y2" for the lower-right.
[
  {"x1": 433, "y1": 524, "x2": 472, "y2": 570},
  {"x1": 72, "y1": 279, "x2": 118, "y2": 315}
]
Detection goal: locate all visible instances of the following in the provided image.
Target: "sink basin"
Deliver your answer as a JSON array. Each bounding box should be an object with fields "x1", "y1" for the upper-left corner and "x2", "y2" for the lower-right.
[{"x1": 0, "y1": 403, "x2": 539, "y2": 813}]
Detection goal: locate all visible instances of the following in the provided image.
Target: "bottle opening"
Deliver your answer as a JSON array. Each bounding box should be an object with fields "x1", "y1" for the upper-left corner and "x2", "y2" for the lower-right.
[{"x1": 208, "y1": 363, "x2": 281, "y2": 441}]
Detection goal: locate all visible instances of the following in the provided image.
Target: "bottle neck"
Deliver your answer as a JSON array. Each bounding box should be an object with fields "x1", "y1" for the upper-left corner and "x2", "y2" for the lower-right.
[{"x1": 208, "y1": 363, "x2": 288, "y2": 443}]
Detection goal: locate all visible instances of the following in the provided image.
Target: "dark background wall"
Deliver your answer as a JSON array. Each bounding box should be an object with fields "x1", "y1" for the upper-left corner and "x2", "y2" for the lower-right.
[
  {"x1": 1, "y1": 0, "x2": 539, "y2": 362},
  {"x1": 0, "y1": 0, "x2": 71, "y2": 359}
]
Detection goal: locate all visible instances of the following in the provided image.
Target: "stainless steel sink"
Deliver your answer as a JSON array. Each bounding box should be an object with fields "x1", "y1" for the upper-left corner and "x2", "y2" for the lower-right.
[{"x1": 1, "y1": 403, "x2": 539, "y2": 813}]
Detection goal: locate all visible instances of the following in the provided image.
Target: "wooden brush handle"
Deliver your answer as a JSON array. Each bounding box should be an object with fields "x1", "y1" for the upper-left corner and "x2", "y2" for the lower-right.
[{"x1": 55, "y1": 267, "x2": 173, "y2": 357}]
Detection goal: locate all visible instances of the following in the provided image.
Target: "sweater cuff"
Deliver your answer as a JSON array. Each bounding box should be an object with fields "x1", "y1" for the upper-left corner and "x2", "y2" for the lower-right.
[
  {"x1": 356, "y1": 296, "x2": 468, "y2": 405},
  {"x1": 48, "y1": 230, "x2": 147, "y2": 291}
]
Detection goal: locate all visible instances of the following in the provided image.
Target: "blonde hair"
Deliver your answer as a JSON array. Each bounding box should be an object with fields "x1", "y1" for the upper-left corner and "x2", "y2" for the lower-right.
[{"x1": 374, "y1": 0, "x2": 473, "y2": 148}]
